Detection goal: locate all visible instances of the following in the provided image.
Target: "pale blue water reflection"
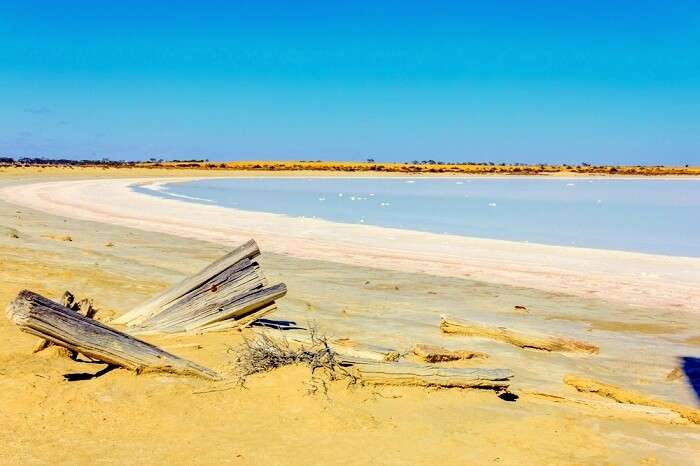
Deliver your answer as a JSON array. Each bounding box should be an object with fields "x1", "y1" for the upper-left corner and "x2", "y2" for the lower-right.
[{"x1": 134, "y1": 178, "x2": 700, "y2": 257}]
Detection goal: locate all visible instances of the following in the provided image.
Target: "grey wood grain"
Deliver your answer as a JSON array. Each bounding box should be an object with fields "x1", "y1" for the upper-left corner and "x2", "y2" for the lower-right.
[{"x1": 7, "y1": 290, "x2": 221, "y2": 380}]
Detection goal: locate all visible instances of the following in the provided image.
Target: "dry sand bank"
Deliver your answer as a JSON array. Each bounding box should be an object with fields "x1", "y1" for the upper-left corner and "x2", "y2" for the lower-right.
[{"x1": 0, "y1": 172, "x2": 699, "y2": 465}]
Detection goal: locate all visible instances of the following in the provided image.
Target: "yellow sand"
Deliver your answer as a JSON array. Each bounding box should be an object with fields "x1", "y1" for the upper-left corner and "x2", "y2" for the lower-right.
[{"x1": 1, "y1": 168, "x2": 699, "y2": 465}]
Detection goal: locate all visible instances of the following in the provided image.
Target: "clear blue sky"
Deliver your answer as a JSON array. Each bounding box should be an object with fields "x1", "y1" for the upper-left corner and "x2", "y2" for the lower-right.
[{"x1": 1, "y1": 1, "x2": 699, "y2": 164}]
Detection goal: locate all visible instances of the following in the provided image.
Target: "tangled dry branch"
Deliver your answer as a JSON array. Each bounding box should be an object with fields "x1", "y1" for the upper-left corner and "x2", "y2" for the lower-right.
[{"x1": 231, "y1": 329, "x2": 353, "y2": 393}]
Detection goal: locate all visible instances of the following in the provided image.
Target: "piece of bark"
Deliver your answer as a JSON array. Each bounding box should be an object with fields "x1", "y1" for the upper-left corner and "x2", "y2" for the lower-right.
[
  {"x1": 7, "y1": 290, "x2": 220, "y2": 380},
  {"x1": 665, "y1": 367, "x2": 683, "y2": 382},
  {"x1": 348, "y1": 358, "x2": 512, "y2": 390},
  {"x1": 564, "y1": 374, "x2": 699, "y2": 424},
  {"x1": 412, "y1": 344, "x2": 488, "y2": 363},
  {"x1": 440, "y1": 316, "x2": 599, "y2": 354}
]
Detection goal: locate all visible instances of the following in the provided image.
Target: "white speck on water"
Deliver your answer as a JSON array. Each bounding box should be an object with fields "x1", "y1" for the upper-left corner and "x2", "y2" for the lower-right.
[
  {"x1": 456, "y1": 181, "x2": 463, "y2": 185},
  {"x1": 369, "y1": 193, "x2": 375, "y2": 196},
  {"x1": 596, "y1": 199, "x2": 602, "y2": 204},
  {"x1": 350, "y1": 196, "x2": 356, "y2": 201},
  {"x1": 338, "y1": 193, "x2": 343, "y2": 197},
  {"x1": 406, "y1": 180, "x2": 415, "y2": 183},
  {"x1": 360, "y1": 218, "x2": 364, "y2": 223},
  {"x1": 488, "y1": 202, "x2": 497, "y2": 207},
  {"x1": 318, "y1": 197, "x2": 325, "y2": 201},
  {"x1": 380, "y1": 202, "x2": 390, "y2": 206},
  {"x1": 566, "y1": 183, "x2": 575, "y2": 187}
]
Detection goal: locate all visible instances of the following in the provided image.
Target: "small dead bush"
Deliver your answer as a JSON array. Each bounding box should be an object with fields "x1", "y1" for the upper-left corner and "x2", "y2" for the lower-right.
[{"x1": 230, "y1": 329, "x2": 352, "y2": 394}]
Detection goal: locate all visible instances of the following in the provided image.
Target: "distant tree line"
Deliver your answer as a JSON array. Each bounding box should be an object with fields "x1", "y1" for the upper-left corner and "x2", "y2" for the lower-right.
[
  {"x1": 1, "y1": 156, "x2": 694, "y2": 174},
  {"x1": 0, "y1": 157, "x2": 209, "y2": 166}
]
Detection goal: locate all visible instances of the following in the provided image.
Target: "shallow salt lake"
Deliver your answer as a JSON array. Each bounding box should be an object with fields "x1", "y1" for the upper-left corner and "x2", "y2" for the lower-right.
[{"x1": 134, "y1": 177, "x2": 700, "y2": 257}]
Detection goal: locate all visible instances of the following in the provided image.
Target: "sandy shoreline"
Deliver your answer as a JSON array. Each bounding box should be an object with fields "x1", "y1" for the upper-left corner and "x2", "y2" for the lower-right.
[{"x1": 1, "y1": 176, "x2": 698, "y2": 313}]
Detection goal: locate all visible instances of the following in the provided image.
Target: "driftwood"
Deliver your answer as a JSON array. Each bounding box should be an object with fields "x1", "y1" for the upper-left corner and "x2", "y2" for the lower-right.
[
  {"x1": 262, "y1": 330, "x2": 512, "y2": 390},
  {"x1": 7, "y1": 290, "x2": 221, "y2": 380},
  {"x1": 116, "y1": 240, "x2": 287, "y2": 333},
  {"x1": 412, "y1": 344, "x2": 488, "y2": 363},
  {"x1": 347, "y1": 358, "x2": 512, "y2": 390},
  {"x1": 564, "y1": 374, "x2": 700, "y2": 424},
  {"x1": 440, "y1": 316, "x2": 599, "y2": 354},
  {"x1": 114, "y1": 240, "x2": 260, "y2": 325}
]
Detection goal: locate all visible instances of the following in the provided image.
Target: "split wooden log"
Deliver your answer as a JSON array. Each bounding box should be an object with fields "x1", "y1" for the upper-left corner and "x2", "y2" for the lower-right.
[
  {"x1": 116, "y1": 239, "x2": 287, "y2": 334},
  {"x1": 7, "y1": 290, "x2": 221, "y2": 380},
  {"x1": 135, "y1": 282, "x2": 287, "y2": 334},
  {"x1": 115, "y1": 239, "x2": 261, "y2": 326},
  {"x1": 347, "y1": 358, "x2": 512, "y2": 390},
  {"x1": 440, "y1": 316, "x2": 599, "y2": 354}
]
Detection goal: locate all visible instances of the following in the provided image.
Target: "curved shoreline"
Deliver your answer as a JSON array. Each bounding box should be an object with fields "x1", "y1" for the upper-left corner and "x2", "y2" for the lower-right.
[{"x1": 1, "y1": 177, "x2": 699, "y2": 312}]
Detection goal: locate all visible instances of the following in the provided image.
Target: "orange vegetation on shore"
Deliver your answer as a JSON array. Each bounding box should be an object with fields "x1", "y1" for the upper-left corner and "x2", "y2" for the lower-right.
[
  {"x1": 2, "y1": 160, "x2": 699, "y2": 176},
  {"x1": 137, "y1": 160, "x2": 700, "y2": 176}
]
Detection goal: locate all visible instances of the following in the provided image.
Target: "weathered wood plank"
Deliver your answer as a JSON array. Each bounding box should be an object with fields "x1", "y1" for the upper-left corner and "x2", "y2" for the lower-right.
[
  {"x1": 412, "y1": 344, "x2": 488, "y2": 362},
  {"x1": 348, "y1": 359, "x2": 512, "y2": 390},
  {"x1": 7, "y1": 290, "x2": 221, "y2": 380},
  {"x1": 440, "y1": 316, "x2": 599, "y2": 354},
  {"x1": 114, "y1": 239, "x2": 261, "y2": 326},
  {"x1": 564, "y1": 374, "x2": 700, "y2": 424},
  {"x1": 261, "y1": 330, "x2": 512, "y2": 389}
]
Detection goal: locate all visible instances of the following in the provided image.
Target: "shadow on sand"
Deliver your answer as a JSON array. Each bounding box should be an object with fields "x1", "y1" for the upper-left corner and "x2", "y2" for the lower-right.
[
  {"x1": 252, "y1": 318, "x2": 303, "y2": 331},
  {"x1": 63, "y1": 364, "x2": 118, "y2": 382}
]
